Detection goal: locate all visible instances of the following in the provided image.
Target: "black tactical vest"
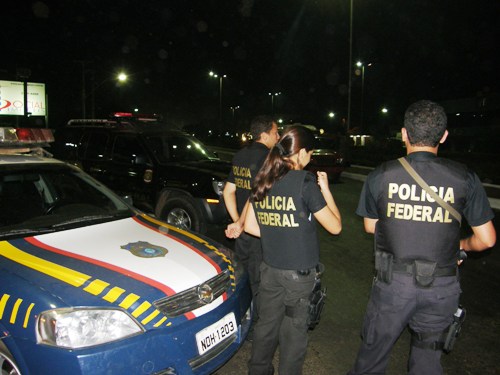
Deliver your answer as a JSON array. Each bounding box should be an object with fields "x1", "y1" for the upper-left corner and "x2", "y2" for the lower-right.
[{"x1": 253, "y1": 170, "x2": 326, "y2": 270}]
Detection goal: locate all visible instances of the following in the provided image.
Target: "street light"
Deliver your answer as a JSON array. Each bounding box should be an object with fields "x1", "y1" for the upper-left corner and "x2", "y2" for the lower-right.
[
  {"x1": 117, "y1": 72, "x2": 128, "y2": 82},
  {"x1": 355, "y1": 61, "x2": 371, "y2": 132},
  {"x1": 269, "y1": 92, "x2": 281, "y2": 115},
  {"x1": 209, "y1": 71, "x2": 227, "y2": 122},
  {"x1": 90, "y1": 71, "x2": 128, "y2": 118}
]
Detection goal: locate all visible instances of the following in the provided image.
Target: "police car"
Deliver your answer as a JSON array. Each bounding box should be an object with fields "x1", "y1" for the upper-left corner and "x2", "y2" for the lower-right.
[{"x1": 0, "y1": 127, "x2": 252, "y2": 374}]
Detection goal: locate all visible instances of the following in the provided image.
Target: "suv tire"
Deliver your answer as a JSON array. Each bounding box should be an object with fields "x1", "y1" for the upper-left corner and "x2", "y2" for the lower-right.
[{"x1": 158, "y1": 196, "x2": 207, "y2": 233}]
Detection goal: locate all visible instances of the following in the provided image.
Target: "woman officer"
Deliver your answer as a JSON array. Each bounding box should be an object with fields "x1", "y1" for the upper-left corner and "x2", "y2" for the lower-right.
[{"x1": 244, "y1": 125, "x2": 342, "y2": 375}]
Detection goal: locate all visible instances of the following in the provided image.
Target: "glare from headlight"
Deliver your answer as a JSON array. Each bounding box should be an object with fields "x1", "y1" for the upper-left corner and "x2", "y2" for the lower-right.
[{"x1": 37, "y1": 308, "x2": 144, "y2": 349}]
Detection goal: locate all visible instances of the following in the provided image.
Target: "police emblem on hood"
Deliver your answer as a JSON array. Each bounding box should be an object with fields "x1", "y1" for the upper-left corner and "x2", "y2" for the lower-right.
[{"x1": 121, "y1": 241, "x2": 168, "y2": 258}]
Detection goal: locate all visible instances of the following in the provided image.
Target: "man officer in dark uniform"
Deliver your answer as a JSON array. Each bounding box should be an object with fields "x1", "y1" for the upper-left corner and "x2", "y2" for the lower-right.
[
  {"x1": 223, "y1": 115, "x2": 279, "y2": 323},
  {"x1": 348, "y1": 100, "x2": 496, "y2": 375}
]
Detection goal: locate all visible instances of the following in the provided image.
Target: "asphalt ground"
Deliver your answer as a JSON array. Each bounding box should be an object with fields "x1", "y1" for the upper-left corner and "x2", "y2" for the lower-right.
[{"x1": 208, "y1": 176, "x2": 500, "y2": 375}]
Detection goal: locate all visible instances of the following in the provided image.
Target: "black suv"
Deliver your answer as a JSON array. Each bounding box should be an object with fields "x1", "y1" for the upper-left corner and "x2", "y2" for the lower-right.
[{"x1": 50, "y1": 113, "x2": 230, "y2": 233}]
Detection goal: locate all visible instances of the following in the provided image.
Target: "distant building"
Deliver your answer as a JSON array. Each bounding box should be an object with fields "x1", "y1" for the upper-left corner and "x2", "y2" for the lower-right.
[{"x1": 440, "y1": 95, "x2": 500, "y2": 154}]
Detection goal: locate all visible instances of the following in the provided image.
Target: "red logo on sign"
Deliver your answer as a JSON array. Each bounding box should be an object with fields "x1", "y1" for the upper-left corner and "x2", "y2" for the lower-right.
[{"x1": 0, "y1": 100, "x2": 12, "y2": 110}]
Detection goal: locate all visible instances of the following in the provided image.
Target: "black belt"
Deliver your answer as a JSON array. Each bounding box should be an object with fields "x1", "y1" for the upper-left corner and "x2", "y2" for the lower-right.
[
  {"x1": 297, "y1": 269, "x2": 312, "y2": 276},
  {"x1": 297, "y1": 264, "x2": 322, "y2": 276},
  {"x1": 392, "y1": 262, "x2": 457, "y2": 277}
]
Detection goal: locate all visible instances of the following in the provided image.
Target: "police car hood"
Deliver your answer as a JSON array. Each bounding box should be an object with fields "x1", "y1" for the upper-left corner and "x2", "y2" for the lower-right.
[{"x1": 2, "y1": 215, "x2": 228, "y2": 318}]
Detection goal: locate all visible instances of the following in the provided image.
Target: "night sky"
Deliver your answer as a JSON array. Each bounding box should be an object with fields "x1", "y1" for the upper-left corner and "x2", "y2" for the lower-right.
[{"x1": 2, "y1": 0, "x2": 499, "y2": 133}]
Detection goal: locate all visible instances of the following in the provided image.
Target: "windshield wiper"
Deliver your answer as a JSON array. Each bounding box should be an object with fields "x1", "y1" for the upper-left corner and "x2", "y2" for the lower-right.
[
  {"x1": 51, "y1": 214, "x2": 115, "y2": 227},
  {"x1": 0, "y1": 227, "x2": 57, "y2": 238},
  {"x1": 52, "y1": 212, "x2": 130, "y2": 228}
]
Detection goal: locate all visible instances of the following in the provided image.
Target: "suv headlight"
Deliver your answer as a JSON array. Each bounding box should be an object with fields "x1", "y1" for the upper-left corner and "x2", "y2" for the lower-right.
[
  {"x1": 212, "y1": 180, "x2": 225, "y2": 196},
  {"x1": 37, "y1": 308, "x2": 144, "y2": 349}
]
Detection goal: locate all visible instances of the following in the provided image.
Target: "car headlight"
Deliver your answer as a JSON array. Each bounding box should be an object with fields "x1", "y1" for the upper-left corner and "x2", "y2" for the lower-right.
[
  {"x1": 37, "y1": 308, "x2": 144, "y2": 349},
  {"x1": 212, "y1": 180, "x2": 225, "y2": 196}
]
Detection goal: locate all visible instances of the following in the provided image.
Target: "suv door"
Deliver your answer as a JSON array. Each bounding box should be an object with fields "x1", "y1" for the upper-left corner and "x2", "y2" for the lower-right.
[
  {"x1": 78, "y1": 130, "x2": 112, "y2": 185},
  {"x1": 107, "y1": 134, "x2": 156, "y2": 212}
]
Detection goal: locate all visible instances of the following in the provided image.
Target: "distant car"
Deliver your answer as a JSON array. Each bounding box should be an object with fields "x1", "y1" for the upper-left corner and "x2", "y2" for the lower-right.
[
  {"x1": 0, "y1": 127, "x2": 252, "y2": 375},
  {"x1": 50, "y1": 113, "x2": 231, "y2": 233},
  {"x1": 306, "y1": 135, "x2": 346, "y2": 182}
]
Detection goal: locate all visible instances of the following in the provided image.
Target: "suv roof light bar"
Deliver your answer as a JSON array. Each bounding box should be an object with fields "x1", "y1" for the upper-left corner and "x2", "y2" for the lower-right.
[
  {"x1": 112, "y1": 112, "x2": 134, "y2": 117},
  {"x1": 111, "y1": 112, "x2": 161, "y2": 122}
]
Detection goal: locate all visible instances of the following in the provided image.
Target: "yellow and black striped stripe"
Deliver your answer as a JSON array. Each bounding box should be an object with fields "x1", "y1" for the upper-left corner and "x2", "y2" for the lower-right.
[
  {"x1": 0, "y1": 241, "x2": 170, "y2": 329},
  {"x1": 139, "y1": 214, "x2": 237, "y2": 289}
]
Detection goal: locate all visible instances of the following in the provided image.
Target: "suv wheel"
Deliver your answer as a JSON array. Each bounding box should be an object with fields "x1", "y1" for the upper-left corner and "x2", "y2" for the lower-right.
[{"x1": 158, "y1": 196, "x2": 206, "y2": 233}]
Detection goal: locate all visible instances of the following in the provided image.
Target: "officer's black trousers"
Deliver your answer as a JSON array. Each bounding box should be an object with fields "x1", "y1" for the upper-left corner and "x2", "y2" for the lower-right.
[
  {"x1": 234, "y1": 232, "x2": 263, "y2": 321},
  {"x1": 348, "y1": 273, "x2": 460, "y2": 375},
  {"x1": 248, "y1": 262, "x2": 315, "y2": 375}
]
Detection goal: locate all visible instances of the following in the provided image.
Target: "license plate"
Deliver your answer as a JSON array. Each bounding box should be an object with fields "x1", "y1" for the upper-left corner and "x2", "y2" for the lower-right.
[{"x1": 196, "y1": 312, "x2": 237, "y2": 355}]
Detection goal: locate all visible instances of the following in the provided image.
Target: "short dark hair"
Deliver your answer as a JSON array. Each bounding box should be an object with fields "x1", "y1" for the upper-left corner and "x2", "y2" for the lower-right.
[
  {"x1": 250, "y1": 115, "x2": 275, "y2": 140},
  {"x1": 404, "y1": 100, "x2": 447, "y2": 147}
]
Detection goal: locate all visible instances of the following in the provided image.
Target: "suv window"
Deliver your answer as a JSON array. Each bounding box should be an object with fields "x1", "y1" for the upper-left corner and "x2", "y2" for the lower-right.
[
  {"x1": 84, "y1": 131, "x2": 108, "y2": 160},
  {"x1": 112, "y1": 135, "x2": 150, "y2": 165},
  {"x1": 144, "y1": 135, "x2": 215, "y2": 163}
]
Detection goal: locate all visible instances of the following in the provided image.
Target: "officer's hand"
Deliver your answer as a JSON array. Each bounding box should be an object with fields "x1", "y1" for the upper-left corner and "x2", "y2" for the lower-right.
[
  {"x1": 317, "y1": 171, "x2": 330, "y2": 191},
  {"x1": 225, "y1": 222, "x2": 243, "y2": 239},
  {"x1": 457, "y1": 249, "x2": 467, "y2": 266}
]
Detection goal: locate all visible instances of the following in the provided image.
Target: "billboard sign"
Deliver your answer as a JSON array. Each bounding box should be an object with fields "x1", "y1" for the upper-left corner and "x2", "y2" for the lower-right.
[{"x1": 0, "y1": 80, "x2": 47, "y2": 116}]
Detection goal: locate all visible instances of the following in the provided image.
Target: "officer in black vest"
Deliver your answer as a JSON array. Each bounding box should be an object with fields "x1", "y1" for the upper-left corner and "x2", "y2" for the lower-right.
[
  {"x1": 348, "y1": 100, "x2": 496, "y2": 375},
  {"x1": 223, "y1": 115, "x2": 279, "y2": 324},
  {"x1": 244, "y1": 126, "x2": 342, "y2": 375}
]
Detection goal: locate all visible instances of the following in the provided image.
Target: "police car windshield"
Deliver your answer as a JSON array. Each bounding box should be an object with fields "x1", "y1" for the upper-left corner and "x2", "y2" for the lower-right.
[
  {"x1": 144, "y1": 135, "x2": 218, "y2": 163},
  {"x1": 0, "y1": 164, "x2": 133, "y2": 237}
]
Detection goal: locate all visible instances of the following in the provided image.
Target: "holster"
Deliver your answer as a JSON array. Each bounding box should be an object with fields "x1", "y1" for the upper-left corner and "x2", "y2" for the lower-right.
[
  {"x1": 285, "y1": 264, "x2": 327, "y2": 331},
  {"x1": 307, "y1": 278, "x2": 326, "y2": 330},
  {"x1": 375, "y1": 250, "x2": 394, "y2": 284},
  {"x1": 443, "y1": 306, "x2": 466, "y2": 353},
  {"x1": 414, "y1": 259, "x2": 437, "y2": 288}
]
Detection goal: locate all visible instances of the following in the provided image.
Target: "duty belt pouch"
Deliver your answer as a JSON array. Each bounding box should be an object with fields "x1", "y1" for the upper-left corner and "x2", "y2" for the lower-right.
[
  {"x1": 414, "y1": 260, "x2": 437, "y2": 288},
  {"x1": 375, "y1": 250, "x2": 393, "y2": 284}
]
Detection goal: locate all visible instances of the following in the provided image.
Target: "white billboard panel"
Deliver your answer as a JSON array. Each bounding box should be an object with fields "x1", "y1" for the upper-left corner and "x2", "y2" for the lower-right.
[{"x1": 0, "y1": 80, "x2": 47, "y2": 116}]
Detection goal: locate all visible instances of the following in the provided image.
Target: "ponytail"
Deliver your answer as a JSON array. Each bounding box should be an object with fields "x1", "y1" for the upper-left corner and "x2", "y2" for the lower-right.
[
  {"x1": 251, "y1": 145, "x2": 293, "y2": 201},
  {"x1": 251, "y1": 125, "x2": 315, "y2": 202}
]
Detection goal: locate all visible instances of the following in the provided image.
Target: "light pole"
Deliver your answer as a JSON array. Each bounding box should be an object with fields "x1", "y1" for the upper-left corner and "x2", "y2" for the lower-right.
[
  {"x1": 269, "y1": 92, "x2": 281, "y2": 116},
  {"x1": 209, "y1": 71, "x2": 227, "y2": 122},
  {"x1": 347, "y1": 0, "x2": 354, "y2": 132},
  {"x1": 328, "y1": 112, "x2": 336, "y2": 132},
  {"x1": 230, "y1": 105, "x2": 240, "y2": 125},
  {"x1": 356, "y1": 61, "x2": 371, "y2": 132}
]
